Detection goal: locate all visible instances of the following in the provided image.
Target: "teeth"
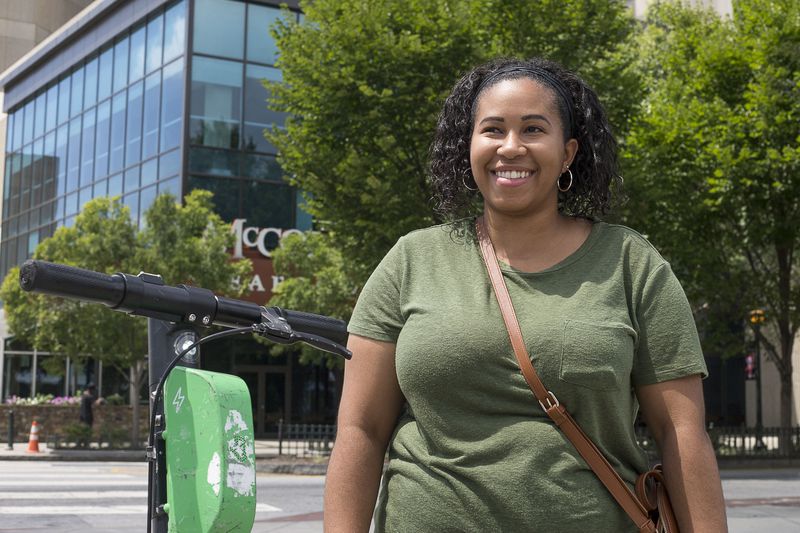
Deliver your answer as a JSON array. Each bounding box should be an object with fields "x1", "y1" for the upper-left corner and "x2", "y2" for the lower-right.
[{"x1": 495, "y1": 170, "x2": 530, "y2": 180}]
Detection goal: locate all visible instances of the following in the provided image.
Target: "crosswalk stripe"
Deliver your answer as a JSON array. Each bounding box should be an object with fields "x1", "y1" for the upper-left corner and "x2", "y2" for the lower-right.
[
  {"x1": 0, "y1": 480, "x2": 148, "y2": 487},
  {"x1": 0, "y1": 503, "x2": 281, "y2": 514},
  {"x1": 0, "y1": 505, "x2": 144, "y2": 515},
  {"x1": 0, "y1": 491, "x2": 147, "y2": 499}
]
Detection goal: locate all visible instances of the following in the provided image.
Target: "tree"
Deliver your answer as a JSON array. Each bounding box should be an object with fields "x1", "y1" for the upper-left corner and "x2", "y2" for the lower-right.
[
  {"x1": 0, "y1": 190, "x2": 252, "y2": 443},
  {"x1": 622, "y1": 0, "x2": 800, "y2": 427},
  {"x1": 267, "y1": 231, "x2": 359, "y2": 367},
  {"x1": 266, "y1": 0, "x2": 640, "y2": 288}
]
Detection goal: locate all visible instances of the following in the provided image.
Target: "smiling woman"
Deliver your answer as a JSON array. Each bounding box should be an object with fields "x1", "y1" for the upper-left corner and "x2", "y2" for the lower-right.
[{"x1": 324, "y1": 57, "x2": 728, "y2": 533}]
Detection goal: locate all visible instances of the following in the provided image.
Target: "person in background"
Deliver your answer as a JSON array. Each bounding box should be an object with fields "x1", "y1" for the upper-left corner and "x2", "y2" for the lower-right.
[
  {"x1": 324, "y1": 57, "x2": 727, "y2": 531},
  {"x1": 79, "y1": 383, "x2": 103, "y2": 428}
]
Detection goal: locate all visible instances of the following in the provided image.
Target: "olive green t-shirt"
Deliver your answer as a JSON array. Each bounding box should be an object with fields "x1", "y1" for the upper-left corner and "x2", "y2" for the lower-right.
[{"x1": 348, "y1": 220, "x2": 707, "y2": 533}]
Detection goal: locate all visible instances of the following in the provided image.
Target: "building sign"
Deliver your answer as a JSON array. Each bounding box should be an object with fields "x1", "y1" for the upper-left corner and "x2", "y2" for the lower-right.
[
  {"x1": 230, "y1": 219, "x2": 302, "y2": 304},
  {"x1": 230, "y1": 219, "x2": 303, "y2": 259}
]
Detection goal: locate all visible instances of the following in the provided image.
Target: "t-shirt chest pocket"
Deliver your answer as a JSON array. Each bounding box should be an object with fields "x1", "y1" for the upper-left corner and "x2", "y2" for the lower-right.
[{"x1": 559, "y1": 320, "x2": 636, "y2": 391}]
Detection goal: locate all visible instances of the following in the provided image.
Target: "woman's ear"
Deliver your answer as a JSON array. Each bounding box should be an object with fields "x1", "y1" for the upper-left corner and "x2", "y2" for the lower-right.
[{"x1": 564, "y1": 138, "x2": 578, "y2": 169}]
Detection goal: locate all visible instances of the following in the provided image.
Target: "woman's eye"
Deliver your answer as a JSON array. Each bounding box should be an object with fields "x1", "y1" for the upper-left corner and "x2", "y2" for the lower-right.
[
  {"x1": 525, "y1": 125, "x2": 542, "y2": 134},
  {"x1": 481, "y1": 126, "x2": 502, "y2": 134}
]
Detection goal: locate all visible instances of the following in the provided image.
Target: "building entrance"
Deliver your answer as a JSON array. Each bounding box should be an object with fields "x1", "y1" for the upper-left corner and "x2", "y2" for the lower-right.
[{"x1": 236, "y1": 365, "x2": 291, "y2": 437}]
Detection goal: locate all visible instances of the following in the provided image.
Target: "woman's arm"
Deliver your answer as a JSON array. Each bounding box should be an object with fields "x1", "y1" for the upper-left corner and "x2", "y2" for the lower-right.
[
  {"x1": 324, "y1": 334, "x2": 405, "y2": 533},
  {"x1": 636, "y1": 374, "x2": 728, "y2": 532}
]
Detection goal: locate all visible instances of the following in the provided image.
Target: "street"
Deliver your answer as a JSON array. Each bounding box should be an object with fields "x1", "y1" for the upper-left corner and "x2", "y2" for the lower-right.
[
  {"x1": 1, "y1": 461, "x2": 799, "y2": 531},
  {"x1": 0, "y1": 461, "x2": 324, "y2": 532}
]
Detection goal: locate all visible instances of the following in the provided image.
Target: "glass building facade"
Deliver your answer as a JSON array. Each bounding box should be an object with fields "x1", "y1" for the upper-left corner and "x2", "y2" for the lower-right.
[{"x1": 0, "y1": 0, "x2": 332, "y2": 435}]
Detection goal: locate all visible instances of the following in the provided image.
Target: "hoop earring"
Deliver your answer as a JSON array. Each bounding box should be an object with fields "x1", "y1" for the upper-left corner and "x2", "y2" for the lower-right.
[
  {"x1": 558, "y1": 168, "x2": 573, "y2": 193},
  {"x1": 462, "y1": 174, "x2": 478, "y2": 192}
]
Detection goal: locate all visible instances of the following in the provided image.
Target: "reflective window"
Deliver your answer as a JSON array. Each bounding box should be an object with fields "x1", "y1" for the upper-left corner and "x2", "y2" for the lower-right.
[
  {"x1": 139, "y1": 185, "x2": 157, "y2": 226},
  {"x1": 141, "y1": 157, "x2": 158, "y2": 187},
  {"x1": 45, "y1": 85, "x2": 58, "y2": 133},
  {"x1": 113, "y1": 37, "x2": 129, "y2": 94},
  {"x1": 187, "y1": 175, "x2": 239, "y2": 221},
  {"x1": 189, "y1": 147, "x2": 238, "y2": 177},
  {"x1": 129, "y1": 25, "x2": 145, "y2": 83},
  {"x1": 242, "y1": 180, "x2": 293, "y2": 228},
  {"x1": 98, "y1": 47, "x2": 113, "y2": 101},
  {"x1": 194, "y1": 0, "x2": 244, "y2": 59},
  {"x1": 57, "y1": 77, "x2": 70, "y2": 125},
  {"x1": 142, "y1": 72, "x2": 161, "y2": 160},
  {"x1": 5, "y1": 114, "x2": 13, "y2": 153},
  {"x1": 124, "y1": 166, "x2": 139, "y2": 193},
  {"x1": 94, "y1": 100, "x2": 111, "y2": 179},
  {"x1": 65, "y1": 191, "x2": 79, "y2": 217},
  {"x1": 109, "y1": 91, "x2": 127, "y2": 173},
  {"x1": 80, "y1": 108, "x2": 96, "y2": 187},
  {"x1": 146, "y1": 14, "x2": 164, "y2": 74},
  {"x1": 240, "y1": 152, "x2": 282, "y2": 181},
  {"x1": 66, "y1": 116, "x2": 82, "y2": 193},
  {"x1": 93, "y1": 178, "x2": 107, "y2": 198},
  {"x1": 122, "y1": 191, "x2": 139, "y2": 226},
  {"x1": 79, "y1": 186, "x2": 92, "y2": 211},
  {"x1": 163, "y1": 1, "x2": 186, "y2": 63},
  {"x1": 31, "y1": 139, "x2": 43, "y2": 206},
  {"x1": 55, "y1": 196, "x2": 64, "y2": 220},
  {"x1": 22, "y1": 100, "x2": 34, "y2": 146},
  {"x1": 125, "y1": 81, "x2": 144, "y2": 167},
  {"x1": 33, "y1": 92, "x2": 46, "y2": 140},
  {"x1": 70, "y1": 66, "x2": 84, "y2": 117},
  {"x1": 108, "y1": 173, "x2": 123, "y2": 197},
  {"x1": 243, "y1": 65, "x2": 283, "y2": 154},
  {"x1": 84, "y1": 56, "x2": 99, "y2": 108},
  {"x1": 190, "y1": 57, "x2": 242, "y2": 149},
  {"x1": 159, "y1": 149, "x2": 181, "y2": 179},
  {"x1": 247, "y1": 4, "x2": 284, "y2": 65},
  {"x1": 158, "y1": 176, "x2": 180, "y2": 200},
  {"x1": 42, "y1": 133, "x2": 57, "y2": 203},
  {"x1": 55, "y1": 124, "x2": 68, "y2": 196},
  {"x1": 160, "y1": 58, "x2": 184, "y2": 152},
  {"x1": 12, "y1": 109, "x2": 23, "y2": 151}
]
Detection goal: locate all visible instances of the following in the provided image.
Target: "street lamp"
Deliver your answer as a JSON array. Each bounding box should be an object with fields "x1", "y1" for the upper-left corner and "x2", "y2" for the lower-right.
[{"x1": 748, "y1": 308, "x2": 767, "y2": 451}]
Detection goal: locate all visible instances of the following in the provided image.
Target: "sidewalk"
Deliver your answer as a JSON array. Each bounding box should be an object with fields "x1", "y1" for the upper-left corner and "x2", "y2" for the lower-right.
[{"x1": 0, "y1": 439, "x2": 329, "y2": 474}]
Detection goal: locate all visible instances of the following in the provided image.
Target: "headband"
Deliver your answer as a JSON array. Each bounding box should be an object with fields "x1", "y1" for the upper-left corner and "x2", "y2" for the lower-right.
[{"x1": 473, "y1": 65, "x2": 576, "y2": 138}]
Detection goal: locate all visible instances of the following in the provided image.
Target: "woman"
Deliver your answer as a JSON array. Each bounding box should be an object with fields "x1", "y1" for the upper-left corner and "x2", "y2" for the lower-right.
[{"x1": 324, "y1": 57, "x2": 727, "y2": 532}]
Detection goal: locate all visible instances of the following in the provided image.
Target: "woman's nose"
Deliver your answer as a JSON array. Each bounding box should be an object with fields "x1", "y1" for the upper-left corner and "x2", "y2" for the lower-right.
[{"x1": 497, "y1": 133, "x2": 526, "y2": 158}]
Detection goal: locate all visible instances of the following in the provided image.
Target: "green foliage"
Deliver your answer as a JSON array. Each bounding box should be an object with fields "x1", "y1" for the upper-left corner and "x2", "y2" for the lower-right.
[
  {"x1": 268, "y1": 232, "x2": 358, "y2": 366},
  {"x1": 0, "y1": 190, "x2": 252, "y2": 379},
  {"x1": 267, "y1": 0, "x2": 640, "y2": 291},
  {"x1": 64, "y1": 422, "x2": 93, "y2": 448},
  {"x1": 622, "y1": 0, "x2": 800, "y2": 423}
]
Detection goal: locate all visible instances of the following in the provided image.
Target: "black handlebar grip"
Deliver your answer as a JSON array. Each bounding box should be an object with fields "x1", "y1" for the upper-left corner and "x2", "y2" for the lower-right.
[
  {"x1": 271, "y1": 307, "x2": 349, "y2": 347},
  {"x1": 19, "y1": 260, "x2": 126, "y2": 307}
]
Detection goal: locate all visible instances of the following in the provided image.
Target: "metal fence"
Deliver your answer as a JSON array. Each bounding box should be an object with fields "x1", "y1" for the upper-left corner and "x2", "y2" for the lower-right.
[
  {"x1": 637, "y1": 425, "x2": 800, "y2": 460},
  {"x1": 278, "y1": 423, "x2": 800, "y2": 460},
  {"x1": 277, "y1": 422, "x2": 336, "y2": 457}
]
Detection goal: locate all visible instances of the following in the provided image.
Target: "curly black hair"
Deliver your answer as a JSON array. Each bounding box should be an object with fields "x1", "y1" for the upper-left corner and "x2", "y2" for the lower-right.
[{"x1": 429, "y1": 57, "x2": 621, "y2": 221}]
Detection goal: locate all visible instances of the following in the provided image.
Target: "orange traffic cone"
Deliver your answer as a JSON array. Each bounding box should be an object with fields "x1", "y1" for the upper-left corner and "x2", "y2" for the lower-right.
[{"x1": 27, "y1": 420, "x2": 40, "y2": 453}]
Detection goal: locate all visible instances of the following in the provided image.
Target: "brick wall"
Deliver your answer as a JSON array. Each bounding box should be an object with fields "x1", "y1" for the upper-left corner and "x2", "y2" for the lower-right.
[{"x1": 0, "y1": 404, "x2": 149, "y2": 444}]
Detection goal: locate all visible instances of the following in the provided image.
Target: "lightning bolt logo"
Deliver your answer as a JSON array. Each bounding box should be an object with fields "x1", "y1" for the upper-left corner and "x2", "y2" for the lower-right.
[{"x1": 173, "y1": 386, "x2": 185, "y2": 413}]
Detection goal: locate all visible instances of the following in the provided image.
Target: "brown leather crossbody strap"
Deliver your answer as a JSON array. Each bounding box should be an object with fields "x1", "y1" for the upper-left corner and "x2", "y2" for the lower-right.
[{"x1": 475, "y1": 217, "x2": 656, "y2": 533}]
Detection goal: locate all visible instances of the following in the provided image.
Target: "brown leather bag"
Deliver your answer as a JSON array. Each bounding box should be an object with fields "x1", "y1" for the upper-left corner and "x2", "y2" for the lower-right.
[{"x1": 475, "y1": 217, "x2": 679, "y2": 533}]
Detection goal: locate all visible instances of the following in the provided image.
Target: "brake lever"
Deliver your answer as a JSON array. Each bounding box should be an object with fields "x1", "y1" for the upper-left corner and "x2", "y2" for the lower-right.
[{"x1": 252, "y1": 322, "x2": 352, "y2": 359}]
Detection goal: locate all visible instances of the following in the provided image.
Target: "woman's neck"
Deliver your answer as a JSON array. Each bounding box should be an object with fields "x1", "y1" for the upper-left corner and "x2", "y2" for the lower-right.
[{"x1": 481, "y1": 209, "x2": 590, "y2": 272}]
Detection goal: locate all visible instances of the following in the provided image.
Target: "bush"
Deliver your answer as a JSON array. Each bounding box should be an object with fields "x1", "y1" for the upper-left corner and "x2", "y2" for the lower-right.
[
  {"x1": 99, "y1": 424, "x2": 129, "y2": 448},
  {"x1": 64, "y1": 423, "x2": 93, "y2": 448},
  {"x1": 104, "y1": 393, "x2": 126, "y2": 406}
]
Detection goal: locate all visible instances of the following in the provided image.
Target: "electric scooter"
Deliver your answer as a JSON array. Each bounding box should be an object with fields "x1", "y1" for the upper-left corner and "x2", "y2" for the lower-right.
[{"x1": 19, "y1": 259, "x2": 350, "y2": 532}]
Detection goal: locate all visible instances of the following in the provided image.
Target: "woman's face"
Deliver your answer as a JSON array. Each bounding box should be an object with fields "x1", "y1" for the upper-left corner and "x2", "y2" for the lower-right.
[{"x1": 469, "y1": 77, "x2": 577, "y2": 219}]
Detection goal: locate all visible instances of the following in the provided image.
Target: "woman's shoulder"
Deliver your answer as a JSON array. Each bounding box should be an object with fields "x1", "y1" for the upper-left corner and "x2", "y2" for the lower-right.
[
  {"x1": 395, "y1": 219, "x2": 474, "y2": 249},
  {"x1": 592, "y1": 222, "x2": 669, "y2": 271}
]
